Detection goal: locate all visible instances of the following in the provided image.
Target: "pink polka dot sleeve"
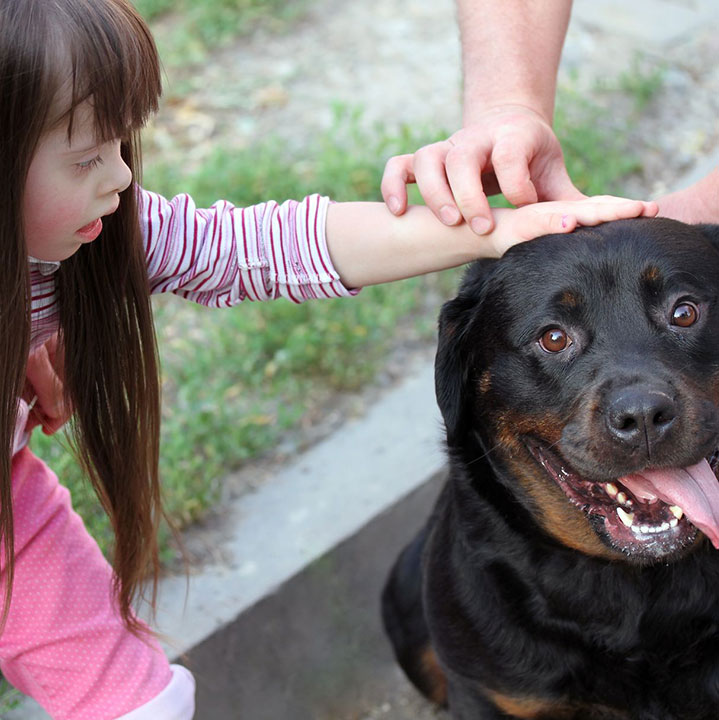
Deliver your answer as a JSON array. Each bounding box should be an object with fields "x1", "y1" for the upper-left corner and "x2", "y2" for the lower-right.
[{"x1": 0, "y1": 449, "x2": 193, "y2": 719}]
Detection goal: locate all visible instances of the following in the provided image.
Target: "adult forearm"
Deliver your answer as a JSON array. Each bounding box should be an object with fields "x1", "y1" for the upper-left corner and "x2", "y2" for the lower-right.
[
  {"x1": 656, "y1": 168, "x2": 719, "y2": 224},
  {"x1": 458, "y1": 0, "x2": 573, "y2": 125}
]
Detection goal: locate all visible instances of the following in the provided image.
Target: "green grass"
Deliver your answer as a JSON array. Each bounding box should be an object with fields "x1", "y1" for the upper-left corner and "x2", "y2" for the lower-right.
[
  {"x1": 0, "y1": 678, "x2": 21, "y2": 714},
  {"x1": 136, "y1": 0, "x2": 311, "y2": 66}
]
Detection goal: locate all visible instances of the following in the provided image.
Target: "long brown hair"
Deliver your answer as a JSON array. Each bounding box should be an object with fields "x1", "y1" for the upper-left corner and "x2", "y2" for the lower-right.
[{"x1": 0, "y1": 0, "x2": 163, "y2": 633}]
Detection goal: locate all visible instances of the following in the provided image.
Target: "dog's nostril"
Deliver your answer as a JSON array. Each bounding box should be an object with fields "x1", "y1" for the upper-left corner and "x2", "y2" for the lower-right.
[
  {"x1": 654, "y1": 410, "x2": 673, "y2": 426},
  {"x1": 605, "y1": 387, "x2": 676, "y2": 445},
  {"x1": 619, "y1": 416, "x2": 637, "y2": 432}
]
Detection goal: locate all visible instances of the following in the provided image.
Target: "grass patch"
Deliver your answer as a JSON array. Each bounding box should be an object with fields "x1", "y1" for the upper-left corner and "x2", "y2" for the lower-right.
[{"x1": 137, "y1": 0, "x2": 312, "y2": 67}]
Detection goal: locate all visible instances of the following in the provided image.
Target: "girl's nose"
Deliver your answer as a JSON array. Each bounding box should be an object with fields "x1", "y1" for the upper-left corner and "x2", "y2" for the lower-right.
[{"x1": 103, "y1": 141, "x2": 133, "y2": 195}]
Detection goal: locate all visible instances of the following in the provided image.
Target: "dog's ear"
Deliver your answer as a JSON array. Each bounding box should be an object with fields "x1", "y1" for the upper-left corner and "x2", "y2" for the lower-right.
[
  {"x1": 435, "y1": 294, "x2": 475, "y2": 444},
  {"x1": 435, "y1": 262, "x2": 494, "y2": 444},
  {"x1": 696, "y1": 224, "x2": 719, "y2": 252}
]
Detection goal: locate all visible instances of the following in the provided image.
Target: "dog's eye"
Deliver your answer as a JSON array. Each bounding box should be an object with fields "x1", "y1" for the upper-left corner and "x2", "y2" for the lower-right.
[
  {"x1": 671, "y1": 301, "x2": 699, "y2": 328},
  {"x1": 539, "y1": 328, "x2": 572, "y2": 353}
]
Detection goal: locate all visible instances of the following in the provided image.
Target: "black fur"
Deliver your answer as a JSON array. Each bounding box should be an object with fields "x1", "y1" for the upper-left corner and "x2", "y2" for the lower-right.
[{"x1": 382, "y1": 218, "x2": 719, "y2": 719}]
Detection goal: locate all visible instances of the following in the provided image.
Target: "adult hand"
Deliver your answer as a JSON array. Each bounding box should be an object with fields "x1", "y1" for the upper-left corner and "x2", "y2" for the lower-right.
[
  {"x1": 382, "y1": 105, "x2": 584, "y2": 235},
  {"x1": 24, "y1": 334, "x2": 69, "y2": 435}
]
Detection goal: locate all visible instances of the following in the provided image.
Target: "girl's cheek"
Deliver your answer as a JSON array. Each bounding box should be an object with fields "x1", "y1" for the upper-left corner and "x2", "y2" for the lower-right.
[{"x1": 23, "y1": 196, "x2": 81, "y2": 257}]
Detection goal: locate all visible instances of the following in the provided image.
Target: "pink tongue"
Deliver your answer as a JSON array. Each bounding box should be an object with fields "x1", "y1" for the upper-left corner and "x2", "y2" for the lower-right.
[{"x1": 620, "y1": 459, "x2": 719, "y2": 549}]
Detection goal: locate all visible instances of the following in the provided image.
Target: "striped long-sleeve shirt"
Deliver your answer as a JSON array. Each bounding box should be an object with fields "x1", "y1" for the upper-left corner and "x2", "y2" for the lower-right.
[
  {"x1": 19, "y1": 188, "x2": 355, "y2": 455},
  {"x1": 29, "y1": 188, "x2": 355, "y2": 352}
]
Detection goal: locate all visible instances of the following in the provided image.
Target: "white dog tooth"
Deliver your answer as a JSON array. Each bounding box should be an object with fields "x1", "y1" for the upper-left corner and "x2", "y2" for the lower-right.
[
  {"x1": 616, "y1": 491, "x2": 628, "y2": 505},
  {"x1": 670, "y1": 518, "x2": 678, "y2": 528},
  {"x1": 605, "y1": 483, "x2": 619, "y2": 497},
  {"x1": 617, "y1": 507, "x2": 635, "y2": 527},
  {"x1": 669, "y1": 506, "x2": 683, "y2": 520}
]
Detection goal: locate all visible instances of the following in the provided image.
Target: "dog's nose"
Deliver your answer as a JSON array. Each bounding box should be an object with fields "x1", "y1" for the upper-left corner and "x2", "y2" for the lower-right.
[{"x1": 605, "y1": 387, "x2": 677, "y2": 447}]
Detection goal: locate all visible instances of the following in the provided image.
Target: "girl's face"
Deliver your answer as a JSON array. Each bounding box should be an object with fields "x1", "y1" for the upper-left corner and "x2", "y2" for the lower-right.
[{"x1": 23, "y1": 102, "x2": 133, "y2": 262}]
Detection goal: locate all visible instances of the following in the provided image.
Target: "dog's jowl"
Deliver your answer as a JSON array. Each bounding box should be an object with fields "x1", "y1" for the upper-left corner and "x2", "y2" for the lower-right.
[{"x1": 383, "y1": 218, "x2": 719, "y2": 720}]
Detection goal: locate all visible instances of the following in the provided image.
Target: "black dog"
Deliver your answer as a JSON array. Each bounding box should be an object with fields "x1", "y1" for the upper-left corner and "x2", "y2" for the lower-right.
[{"x1": 382, "y1": 218, "x2": 719, "y2": 720}]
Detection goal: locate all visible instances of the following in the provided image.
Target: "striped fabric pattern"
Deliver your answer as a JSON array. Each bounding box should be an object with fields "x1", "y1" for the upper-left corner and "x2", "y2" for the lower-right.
[{"x1": 29, "y1": 188, "x2": 355, "y2": 352}]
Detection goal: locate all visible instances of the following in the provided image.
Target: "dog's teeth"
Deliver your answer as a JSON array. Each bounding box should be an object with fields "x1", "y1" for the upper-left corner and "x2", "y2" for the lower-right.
[
  {"x1": 661, "y1": 522, "x2": 670, "y2": 531},
  {"x1": 669, "y1": 506, "x2": 684, "y2": 520},
  {"x1": 617, "y1": 507, "x2": 634, "y2": 527},
  {"x1": 605, "y1": 483, "x2": 618, "y2": 497},
  {"x1": 616, "y1": 491, "x2": 628, "y2": 505},
  {"x1": 670, "y1": 518, "x2": 679, "y2": 528}
]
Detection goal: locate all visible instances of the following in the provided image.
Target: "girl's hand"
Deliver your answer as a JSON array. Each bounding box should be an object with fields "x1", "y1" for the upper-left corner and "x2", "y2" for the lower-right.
[
  {"x1": 488, "y1": 196, "x2": 659, "y2": 256},
  {"x1": 24, "y1": 334, "x2": 69, "y2": 435}
]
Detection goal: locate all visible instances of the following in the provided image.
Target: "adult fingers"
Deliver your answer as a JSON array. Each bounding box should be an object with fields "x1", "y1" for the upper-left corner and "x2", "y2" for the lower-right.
[
  {"x1": 412, "y1": 141, "x2": 465, "y2": 226},
  {"x1": 381, "y1": 154, "x2": 415, "y2": 216},
  {"x1": 489, "y1": 140, "x2": 539, "y2": 208},
  {"x1": 444, "y1": 143, "x2": 495, "y2": 234}
]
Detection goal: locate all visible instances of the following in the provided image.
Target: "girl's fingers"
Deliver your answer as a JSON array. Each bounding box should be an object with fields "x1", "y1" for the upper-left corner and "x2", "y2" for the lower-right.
[
  {"x1": 537, "y1": 198, "x2": 658, "y2": 227},
  {"x1": 569, "y1": 199, "x2": 651, "y2": 225},
  {"x1": 515, "y1": 211, "x2": 577, "y2": 242}
]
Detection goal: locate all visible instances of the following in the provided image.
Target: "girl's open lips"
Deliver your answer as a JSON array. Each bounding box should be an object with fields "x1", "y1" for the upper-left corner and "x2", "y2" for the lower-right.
[{"x1": 76, "y1": 218, "x2": 103, "y2": 241}]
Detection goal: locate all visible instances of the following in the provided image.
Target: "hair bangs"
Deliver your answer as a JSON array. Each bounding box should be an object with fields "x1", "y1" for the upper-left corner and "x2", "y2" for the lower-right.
[{"x1": 50, "y1": 0, "x2": 162, "y2": 144}]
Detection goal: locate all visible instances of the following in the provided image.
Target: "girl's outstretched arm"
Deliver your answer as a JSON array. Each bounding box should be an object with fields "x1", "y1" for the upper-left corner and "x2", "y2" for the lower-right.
[{"x1": 325, "y1": 196, "x2": 658, "y2": 288}]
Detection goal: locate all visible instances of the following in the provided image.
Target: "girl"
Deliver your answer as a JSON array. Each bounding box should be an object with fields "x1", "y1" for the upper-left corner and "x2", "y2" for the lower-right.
[{"x1": 2, "y1": 0, "x2": 656, "y2": 718}]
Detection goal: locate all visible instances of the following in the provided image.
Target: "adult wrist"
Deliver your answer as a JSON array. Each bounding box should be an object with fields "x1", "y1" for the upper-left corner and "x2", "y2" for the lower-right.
[{"x1": 462, "y1": 100, "x2": 554, "y2": 129}]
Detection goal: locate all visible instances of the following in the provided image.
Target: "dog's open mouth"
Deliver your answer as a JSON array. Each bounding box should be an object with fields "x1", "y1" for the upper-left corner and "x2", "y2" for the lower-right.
[{"x1": 527, "y1": 441, "x2": 719, "y2": 558}]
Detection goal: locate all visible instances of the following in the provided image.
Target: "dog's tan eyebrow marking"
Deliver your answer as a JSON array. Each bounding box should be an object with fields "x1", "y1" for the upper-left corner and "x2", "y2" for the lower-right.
[
  {"x1": 557, "y1": 290, "x2": 583, "y2": 309},
  {"x1": 641, "y1": 264, "x2": 663, "y2": 286}
]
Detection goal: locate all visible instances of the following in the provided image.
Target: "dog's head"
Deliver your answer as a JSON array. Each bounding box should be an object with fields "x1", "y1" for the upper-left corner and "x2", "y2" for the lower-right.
[{"x1": 437, "y1": 217, "x2": 719, "y2": 563}]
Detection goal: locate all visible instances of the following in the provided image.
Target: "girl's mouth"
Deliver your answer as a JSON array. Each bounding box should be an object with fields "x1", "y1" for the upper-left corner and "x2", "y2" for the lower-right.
[{"x1": 76, "y1": 218, "x2": 103, "y2": 241}]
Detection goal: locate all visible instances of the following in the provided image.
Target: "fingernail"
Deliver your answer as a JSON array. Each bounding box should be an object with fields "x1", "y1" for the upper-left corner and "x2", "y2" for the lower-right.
[
  {"x1": 439, "y1": 205, "x2": 461, "y2": 225},
  {"x1": 470, "y1": 217, "x2": 492, "y2": 235},
  {"x1": 561, "y1": 214, "x2": 569, "y2": 228},
  {"x1": 388, "y1": 196, "x2": 401, "y2": 214}
]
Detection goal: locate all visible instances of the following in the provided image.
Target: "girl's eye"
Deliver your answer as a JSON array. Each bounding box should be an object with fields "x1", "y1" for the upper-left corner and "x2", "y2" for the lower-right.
[
  {"x1": 75, "y1": 155, "x2": 103, "y2": 172},
  {"x1": 539, "y1": 327, "x2": 572, "y2": 353},
  {"x1": 671, "y1": 301, "x2": 699, "y2": 328}
]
